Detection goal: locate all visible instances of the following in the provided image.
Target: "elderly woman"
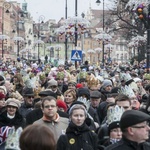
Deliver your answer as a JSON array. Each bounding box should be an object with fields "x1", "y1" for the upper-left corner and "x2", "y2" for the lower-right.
[
  {"x1": 0, "y1": 98, "x2": 25, "y2": 128},
  {"x1": 57, "y1": 104, "x2": 98, "y2": 150},
  {"x1": 64, "y1": 89, "x2": 76, "y2": 111}
]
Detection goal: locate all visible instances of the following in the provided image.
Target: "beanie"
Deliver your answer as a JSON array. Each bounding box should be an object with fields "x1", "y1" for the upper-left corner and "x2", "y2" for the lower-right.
[
  {"x1": 77, "y1": 87, "x2": 90, "y2": 100},
  {"x1": 102, "y1": 79, "x2": 112, "y2": 88},
  {"x1": 56, "y1": 100, "x2": 67, "y2": 112}
]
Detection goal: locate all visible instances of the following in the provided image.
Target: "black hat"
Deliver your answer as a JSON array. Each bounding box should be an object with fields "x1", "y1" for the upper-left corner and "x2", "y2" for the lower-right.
[
  {"x1": 120, "y1": 110, "x2": 150, "y2": 131},
  {"x1": 22, "y1": 88, "x2": 34, "y2": 96},
  {"x1": 90, "y1": 91, "x2": 101, "y2": 99},
  {"x1": 77, "y1": 87, "x2": 90, "y2": 100},
  {"x1": 38, "y1": 90, "x2": 57, "y2": 99},
  {"x1": 108, "y1": 121, "x2": 120, "y2": 133}
]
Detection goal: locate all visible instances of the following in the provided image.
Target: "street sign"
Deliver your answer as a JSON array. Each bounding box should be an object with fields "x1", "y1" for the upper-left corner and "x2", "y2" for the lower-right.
[{"x1": 71, "y1": 50, "x2": 82, "y2": 61}]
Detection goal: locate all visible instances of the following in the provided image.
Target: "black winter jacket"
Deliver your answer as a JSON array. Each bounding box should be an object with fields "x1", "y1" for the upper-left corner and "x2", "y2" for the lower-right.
[
  {"x1": 57, "y1": 122, "x2": 98, "y2": 150},
  {"x1": 105, "y1": 136, "x2": 150, "y2": 150},
  {"x1": 0, "y1": 111, "x2": 25, "y2": 129}
]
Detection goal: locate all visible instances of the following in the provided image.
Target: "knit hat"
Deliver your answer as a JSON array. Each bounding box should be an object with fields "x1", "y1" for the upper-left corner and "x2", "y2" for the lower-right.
[
  {"x1": 102, "y1": 79, "x2": 112, "y2": 89},
  {"x1": 56, "y1": 100, "x2": 67, "y2": 112},
  {"x1": 0, "y1": 86, "x2": 7, "y2": 95},
  {"x1": 76, "y1": 83, "x2": 83, "y2": 89},
  {"x1": 77, "y1": 87, "x2": 90, "y2": 100},
  {"x1": 133, "y1": 77, "x2": 141, "y2": 83}
]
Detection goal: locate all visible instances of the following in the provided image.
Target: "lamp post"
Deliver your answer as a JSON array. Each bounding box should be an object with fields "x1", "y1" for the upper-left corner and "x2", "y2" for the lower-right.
[
  {"x1": 1, "y1": 2, "x2": 11, "y2": 58},
  {"x1": 37, "y1": 15, "x2": 45, "y2": 63},
  {"x1": 126, "y1": 1, "x2": 150, "y2": 73},
  {"x1": 65, "y1": 0, "x2": 68, "y2": 64},
  {"x1": 96, "y1": 0, "x2": 105, "y2": 67}
]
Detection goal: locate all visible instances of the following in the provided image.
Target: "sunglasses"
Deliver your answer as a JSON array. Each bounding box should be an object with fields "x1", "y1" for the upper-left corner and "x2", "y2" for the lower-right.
[
  {"x1": 50, "y1": 86, "x2": 57, "y2": 88},
  {"x1": 27, "y1": 96, "x2": 34, "y2": 99}
]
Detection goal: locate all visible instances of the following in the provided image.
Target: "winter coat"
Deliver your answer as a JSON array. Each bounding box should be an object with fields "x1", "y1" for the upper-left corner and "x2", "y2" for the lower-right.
[
  {"x1": 105, "y1": 136, "x2": 150, "y2": 150},
  {"x1": 57, "y1": 122, "x2": 98, "y2": 150},
  {"x1": 0, "y1": 111, "x2": 26, "y2": 129}
]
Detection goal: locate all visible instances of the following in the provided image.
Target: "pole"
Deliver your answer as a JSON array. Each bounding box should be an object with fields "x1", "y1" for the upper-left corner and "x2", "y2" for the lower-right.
[
  {"x1": 65, "y1": 0, "x2": 68, "y2": 64},
  {"x1": 147, "y1": 29, "x2": 150, "y2": 73},
  {"x1": 1, "y1": 6, "x2": 4, "y2": 59},
  {"x1": 17, "y1": 12, "x2": 19, "y2": 57},
  {"x1": 38, "y1": 22, "x2": 40, "y2": 63},
  {"x1": 102, "y1": 0, "x2": 105, "y2": 67},
  {"x1": 75, "y1": 0, "x2": 78, "y2": 69}
]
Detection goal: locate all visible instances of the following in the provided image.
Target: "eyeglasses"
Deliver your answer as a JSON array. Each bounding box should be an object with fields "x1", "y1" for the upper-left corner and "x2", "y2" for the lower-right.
[
  {"x1": 44, "y1": 105, "x2": 56, "y2": 109},
  {"x1": 131, "y1": 122, "x2": 149, "y2": 129}
]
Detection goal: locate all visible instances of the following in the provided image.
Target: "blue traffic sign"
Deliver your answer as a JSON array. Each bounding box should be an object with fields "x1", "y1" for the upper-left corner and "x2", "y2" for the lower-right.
[{"x1": 71, "y1": 50, "x2": 82, "y2": 61}]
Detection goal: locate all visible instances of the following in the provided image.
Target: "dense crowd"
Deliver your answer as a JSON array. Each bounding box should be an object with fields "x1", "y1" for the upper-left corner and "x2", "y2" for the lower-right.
[{"x1": 0, "y1": 58, "x2": 150, "y2": 150}]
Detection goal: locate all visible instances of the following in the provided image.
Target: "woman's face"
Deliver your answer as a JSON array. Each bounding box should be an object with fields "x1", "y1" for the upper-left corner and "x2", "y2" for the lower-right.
[
  {"x1": 71, "y1": 109, "x2": 86, "y2": 126},
  {"x1": 7, "y1": 105, "x2": 17, "y2": 116},
  {"x1": 0, "y1": 98, "x2": 5, "y2": 108},
  {"x1": 64, "y1": 93, "x2": 75, "y2": 105},
  {"x1": 110, "y1": 127, "x2": 122, "y2": 140}
]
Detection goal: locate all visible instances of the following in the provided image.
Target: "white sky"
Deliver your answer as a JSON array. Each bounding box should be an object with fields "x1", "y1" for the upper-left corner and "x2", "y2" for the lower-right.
[{"x1": 12, "y1": 0, "x2": 112, "y2": 22}]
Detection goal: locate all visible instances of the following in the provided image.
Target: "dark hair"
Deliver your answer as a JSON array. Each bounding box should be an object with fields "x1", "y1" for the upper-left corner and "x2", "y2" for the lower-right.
[
  {"x1": 19, "y1": 124, "x2": 56, "y2": 150},
  {"x1": 41, "y1": 96, "x2": 56, "y2": 108},
  {"x1": 115, "y1": 94, "x2": 131, "y2": 105}
]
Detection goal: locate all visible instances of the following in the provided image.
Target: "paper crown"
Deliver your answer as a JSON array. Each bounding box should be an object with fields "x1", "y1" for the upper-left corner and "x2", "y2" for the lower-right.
[
  {"x1": 78, "y1": 71, "x2": 87, "y2": 79},
  {"x1": 69, "y1": 66, "x2": 76, "y2": 73},
  {"x1": 119, "y1": 72, "x2": 132, "y2": 82},
  {"x1": 39, "y1": 72, "x2": 46, "y2": 80},
  {"x1": 118, "y1": 85, "x2": 135, "y2": 98},
  {"x1": 56, "y1": 71, "x2": 65, "y2": 79},
  {"x1": 87, "y1": 77, "x2": 99, "y2": 88},
  {"x1": 77, "y1": 97, "x2": 91, "y2": 111},
  {"x1": 5, "y1": 127, "x2": 23, "y2": 150},
  {"x1": 143, "y1": 73, "x2": 150, "y2": 80},
  {"x1": 107, "y1": 105, "x2": 124, "y2": 125}
]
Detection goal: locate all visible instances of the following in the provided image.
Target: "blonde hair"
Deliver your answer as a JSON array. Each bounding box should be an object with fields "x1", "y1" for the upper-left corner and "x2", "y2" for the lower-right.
[{"x1": 64, "y1": 89, "x2": 76, "y2": 101}]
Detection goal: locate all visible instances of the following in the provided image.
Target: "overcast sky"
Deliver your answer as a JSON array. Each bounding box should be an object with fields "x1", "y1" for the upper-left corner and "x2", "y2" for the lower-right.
[{"x1": 13, "y1": 0, "x2": 112, "y2": 22}]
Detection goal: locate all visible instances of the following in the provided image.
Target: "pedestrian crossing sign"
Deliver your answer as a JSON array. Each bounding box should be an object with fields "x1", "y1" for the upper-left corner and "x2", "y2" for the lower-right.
[{"x1": 71, "y1": 50, "x2": 82, "y2": 61}]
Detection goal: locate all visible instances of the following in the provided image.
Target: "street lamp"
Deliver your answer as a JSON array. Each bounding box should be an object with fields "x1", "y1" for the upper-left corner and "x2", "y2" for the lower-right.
[
  {"x1": 126, "y1": 0, "x2": 150, "y2": 73},
  {"x1": 65, "y1": 0, "x2": 68, "y2": 64},
  {"x1": 37, "y1": 15, "x2": 45, "y2": 63},
  {"x1": 1, "y1": 2, "x2": 11, "y2": 58},
  {"x1": 96, "y1": 0, "x2": 105, "y2": 67}
]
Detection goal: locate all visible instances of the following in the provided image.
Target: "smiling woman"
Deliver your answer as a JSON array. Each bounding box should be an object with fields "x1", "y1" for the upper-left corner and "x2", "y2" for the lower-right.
[{"x1": 0, "y1": 98, "x2": 26, "y2": 129}]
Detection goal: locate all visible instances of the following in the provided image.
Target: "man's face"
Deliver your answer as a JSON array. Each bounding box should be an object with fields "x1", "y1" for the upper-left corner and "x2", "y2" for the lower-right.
[
  {"x1": 129, "y1": 121, "x2": 150, "y2": 143},
  {"x1": 90, "y1": 98, "x2": 100, "y2": 108},
  {"x1": 116, "y1": 100, "x2": 131, "y2": 111},
  {"x1": 25, "y1": 96, "x2": 34, "y2": 106},
  {"x1": 104, "y1": 85, "x2": 112, "y2": 92},
  {"x1": 42, "y1": 100, "x2": 57, "y2": 119}
]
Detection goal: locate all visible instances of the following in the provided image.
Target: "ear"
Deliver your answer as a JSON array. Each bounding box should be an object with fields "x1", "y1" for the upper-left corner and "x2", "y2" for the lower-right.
[{"x1": 127, "y1": 127, "x2": 134, "y2": 135}]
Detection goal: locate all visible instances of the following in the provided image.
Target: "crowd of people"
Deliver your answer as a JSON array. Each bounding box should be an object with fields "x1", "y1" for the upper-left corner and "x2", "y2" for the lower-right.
[{"x1": 0, "y1": 58, "x2": 150, "y2": 150}]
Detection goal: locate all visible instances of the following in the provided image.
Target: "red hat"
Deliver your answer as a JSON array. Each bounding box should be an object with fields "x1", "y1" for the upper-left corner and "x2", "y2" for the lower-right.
[
  {"x1": 0, "y1": 92, "x2": 6, "y2": 100},
  {"x1": 56, "y1": 100, "x2": 67, "y2": 112},
  {"x1": 76, "y1": 83, "x2": 83, "y2": 89}
]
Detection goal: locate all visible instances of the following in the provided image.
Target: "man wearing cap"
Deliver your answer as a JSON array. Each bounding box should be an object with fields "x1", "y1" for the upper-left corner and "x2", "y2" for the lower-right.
[
  {"x1": 90, "y1": 90, "x2": 101, "y2": 110},
  {"x1": 105, "y1": 110, "x2": 150, "y2": 150},
  {"x1": 19, "y1": 87, "x2": 34, "y2": 118}
]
